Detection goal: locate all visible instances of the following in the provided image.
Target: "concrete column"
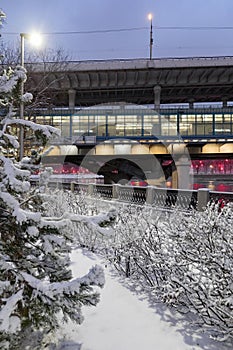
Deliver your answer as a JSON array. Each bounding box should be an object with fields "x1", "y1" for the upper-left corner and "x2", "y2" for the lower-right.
[
  {"x1": 68, "y1": 89, "x2": 76, "y2": 109},
  {"x1": 172, "y1": 169, "x2": 178, "y2": 189},
  {"x1": 176, "y1": 156, "x2": 191, "y2": 189},
  {"x1": 88, "y1": 183, "x2": 94, "y2": 196},
  {"x1": 70, "y1": 181, "x2": 75, "y2": 192},
  {"x1": 146, "y1": 186, "x2": 155, "y2": 205},
  {"x1": 189, "y1": 99, "x2": 194, "y2": 109},
  {"x1": 153, "y1": 85, "x2": 161, "y2": 110},
  {"x1": 222, "y1": 99, "x2": 228, "y2": 108},
  {"x1": 197, "y1": 188, "x2": 210, "y2": 211},
  {"x1": 112, "y1": 184, "x2": 119, "y2": 199}
]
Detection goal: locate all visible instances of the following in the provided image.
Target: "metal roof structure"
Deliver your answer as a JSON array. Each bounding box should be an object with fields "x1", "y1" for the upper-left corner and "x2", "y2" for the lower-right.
[{"x1": 26, "y1": 56, "x2": 233, "y2": 107}]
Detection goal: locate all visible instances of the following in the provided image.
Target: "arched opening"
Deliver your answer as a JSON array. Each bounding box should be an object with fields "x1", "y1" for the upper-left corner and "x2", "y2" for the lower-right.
[{"x1": 97, "y1": 158, "x2": 146, "y2": 184}]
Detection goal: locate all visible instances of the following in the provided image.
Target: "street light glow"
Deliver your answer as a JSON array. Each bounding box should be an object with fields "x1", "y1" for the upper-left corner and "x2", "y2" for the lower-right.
[
  {"x1": 148, "y1": 13, "x2": 153, "y2": 21},
  {"x1": 28, "y1": 32, "x2": 42, "y2": 47}
]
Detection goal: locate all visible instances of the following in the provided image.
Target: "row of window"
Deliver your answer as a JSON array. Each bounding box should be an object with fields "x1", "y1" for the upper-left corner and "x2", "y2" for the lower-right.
[{"x1": 25, "y1": 111, "x2": 233, "y2": 139}]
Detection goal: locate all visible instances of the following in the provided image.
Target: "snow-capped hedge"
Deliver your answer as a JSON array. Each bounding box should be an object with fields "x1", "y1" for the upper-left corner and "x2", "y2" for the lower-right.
[
  {"x1": 67, "y1": 196, "x2": 232, "y2": 342},
  {"x1": 104, "y1": 204, "x2": 233, "y2": 341}
]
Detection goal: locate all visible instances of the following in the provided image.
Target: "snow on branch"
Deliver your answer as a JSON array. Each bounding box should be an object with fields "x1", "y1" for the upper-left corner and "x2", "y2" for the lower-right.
[
  {"x1": 0, "y1": 156, "x2": 30, "y2": 193},
  {"x1": 0, "y1": 132, "x2": 19, "y2": 149},
  {"x1": 0, "y1": 289, "x2": 23, "y2": 333},
  {"x1": 21, "y1": 92, "x2": 33, "y2": 103},
  {"x1": 0, "y1": 9, "x2": 6, "y2": 21},
  {"x1": 0, "y1": 60, "x2": 107, "y2": 348},
  {"x1": 0, "y1": 66, "x2": 27, "y2": 94},
  {"x1": 0, "y1": 191, "x2": 41, "y2": 224},
  {"x1": 4, "y1": 118, "x2": 61, "y2": 139},
  {"x1": 104, "y1": 203, "x2": 233, "y2": 340},
  {"x1": 43, "y1": 211, "x2": 116, "y2": 237},
  {"x1": 21, "y1": 264, "x2": 104, "y2": 299}
]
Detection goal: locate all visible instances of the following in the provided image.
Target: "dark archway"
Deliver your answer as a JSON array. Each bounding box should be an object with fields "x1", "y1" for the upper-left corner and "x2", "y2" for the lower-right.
[
  {"x1": 97, "y1": 158, "x2": 146, "y2": 184},
  {"x1": 42, "y1": 154, "x2": 174, "y2": 185}
]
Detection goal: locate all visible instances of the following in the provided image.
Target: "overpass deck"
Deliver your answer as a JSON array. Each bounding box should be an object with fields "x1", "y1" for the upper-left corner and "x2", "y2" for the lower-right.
[{"x1": 26, "y1": 56, "x2": 233, "y2": 106}]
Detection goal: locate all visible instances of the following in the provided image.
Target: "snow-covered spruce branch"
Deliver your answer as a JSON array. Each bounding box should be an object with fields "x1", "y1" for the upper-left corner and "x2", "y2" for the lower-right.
[
  {"x1": 42, "y1": 210, "x2": 116, "y2": 237},
  {"x1": 0, "y1": 66, "x2": 26, "y2": 94},
  {"x1": 0, "y1": 61, "x2": 106, "y2": 349},
  {"x1": 0, "y1": 156, "x2": 30, "y2": 193},
  {"x1": 4, "y1": 118, "x2": 60, "y2": 139},
  {"x1": 0, "y1": 197, "x2": 106, "y2": 348}
]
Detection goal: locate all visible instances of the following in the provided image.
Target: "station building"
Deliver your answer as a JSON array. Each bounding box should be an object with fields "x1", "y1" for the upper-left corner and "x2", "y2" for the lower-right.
[{"x1": 23, "y1": 57, "x2": 233, "y2": 190}]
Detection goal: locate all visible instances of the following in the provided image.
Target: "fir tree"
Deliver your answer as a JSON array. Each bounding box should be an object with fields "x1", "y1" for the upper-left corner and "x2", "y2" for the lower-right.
[{"x1": 0, "y1": 13, "x2": 104, "y2": 350}]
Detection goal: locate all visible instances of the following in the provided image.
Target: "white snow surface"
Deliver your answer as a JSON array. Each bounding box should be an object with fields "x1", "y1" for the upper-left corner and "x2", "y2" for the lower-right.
[
  {"x1": 0, "y1": 289, "x2": 23, "y2": 333},
  {"x1": 21, "y1": 92, "x2": 33, "y2": 103},
  {"x1": 55, "y1": 248, "x2": 231, "y2": 350},
  {"x1": 5, "y1": 118, "x2": 61, "y2": 138}
]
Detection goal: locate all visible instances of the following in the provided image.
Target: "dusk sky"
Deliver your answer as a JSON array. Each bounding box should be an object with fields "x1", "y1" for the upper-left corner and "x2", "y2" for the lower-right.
[{"x1": 1, "y1": 0, "x2": 233, "y2": 61}]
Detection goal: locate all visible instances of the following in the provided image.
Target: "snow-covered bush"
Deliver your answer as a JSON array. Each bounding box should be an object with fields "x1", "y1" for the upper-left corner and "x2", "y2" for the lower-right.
[
  {"x1": 102, "y1": 203, "x2": 233, "y2": 341},
  {"x1": 42, "y1": 189, "x2": 117, "y2": 252},
  {"x1": 104, "y1": 205, "x2": 160, "y2": 278},
  {"x1": 0, "y1": 49, "x2": 105, "y2": 349},
  {"x1": 159, "y1": 203, "x2": 233, "y2": 341}
]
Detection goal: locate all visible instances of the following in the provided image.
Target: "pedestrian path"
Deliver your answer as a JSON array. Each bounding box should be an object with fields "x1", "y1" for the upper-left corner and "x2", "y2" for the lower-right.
[{"x1": 56, "y1": 249, "x2": 230, "y2": 350}]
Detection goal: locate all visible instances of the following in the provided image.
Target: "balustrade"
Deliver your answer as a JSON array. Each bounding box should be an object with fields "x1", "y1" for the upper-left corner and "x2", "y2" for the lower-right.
[{"x1": 32, "y1": 178, "x2": 232, "y2": 211}]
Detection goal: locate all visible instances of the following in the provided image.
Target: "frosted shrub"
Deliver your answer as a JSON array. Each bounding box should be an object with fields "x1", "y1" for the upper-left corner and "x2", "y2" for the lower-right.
[
  {"x1": 160, "y1": 203, "x2": 233, "y2": 340},
  {"x1": 56, "y1": 190, "x2": 117, "y2": 252},
  {"x1": 106, "y1": 203, "x2": 233, "y2": 340},
  {"x1": 105, "y1": 205, "x2": 162, "y2": 279}
]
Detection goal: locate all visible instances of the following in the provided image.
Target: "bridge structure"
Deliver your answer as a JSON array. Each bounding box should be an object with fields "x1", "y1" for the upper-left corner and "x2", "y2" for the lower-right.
[
  {"x1": 27, "y1": 56, "x2": 233, "y2": 108},
  {"x1": 23, "y1": 56, "x2": 233, "y2": 191}
]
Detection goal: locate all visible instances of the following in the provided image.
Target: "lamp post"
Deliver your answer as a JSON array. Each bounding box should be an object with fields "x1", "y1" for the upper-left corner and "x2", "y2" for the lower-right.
[
  {"x1": 19, "y1": 33, "x2": 25, "y2": 160},
  {"x1": 148, "y1": 13, "x2": 153, "y2": 60},
  {"x1": 19, "y1": 32, "x2": 42, "y2": 160}
]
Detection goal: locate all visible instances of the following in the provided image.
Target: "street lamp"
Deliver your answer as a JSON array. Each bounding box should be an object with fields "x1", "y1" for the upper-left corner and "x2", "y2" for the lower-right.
[
  {"x1": 19, "y1": 32, "x2": 42, "y2": 160},
  {"x1": 148, "y1": 13, "x2": 153, "y2": 60}
]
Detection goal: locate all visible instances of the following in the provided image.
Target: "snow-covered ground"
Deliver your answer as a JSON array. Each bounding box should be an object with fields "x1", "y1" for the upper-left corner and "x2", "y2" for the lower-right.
[{"x1": 54, "y1": 248, "x2": 232, "y2": 350}]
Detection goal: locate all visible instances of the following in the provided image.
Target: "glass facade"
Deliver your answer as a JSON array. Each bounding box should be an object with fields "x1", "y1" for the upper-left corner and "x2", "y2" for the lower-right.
[
  {"x1": 24, "y1": 106, "x2": 233, "y2": 141},
  {"x1": 22, "y1": 105, "x2": 233, "y2": 192}
]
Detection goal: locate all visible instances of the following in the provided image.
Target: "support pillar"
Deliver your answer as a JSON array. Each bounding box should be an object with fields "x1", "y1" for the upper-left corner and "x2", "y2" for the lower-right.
[
  {"x1": 175, "y1": 156, "x2": 191, "y2": 189},
  {"x1": 222, "y1": 99, "x2": 228, "y2": 108},
  {"x1": 197, "y1": 188, "x2": 210, "y2": 211},
  {"x1": 153, "y1": 85, "x2": 161, "y2": 110},
  {"x1": 146, "y1": 186, "x2": 155, "y2": 205},
  {"x1": 68, "y1": 89, "x2": 76, "y2": 109},
  {"x1": 172, "y1": 169, "x2": 178, "y2": 189},
  {"x1": 112, "y1": 184, "x2": 119, "y2": 199},
  {"x1": 88, "y1": 183, "x2": 94, "y2": 196},
  {"x1": 189, "y1": 99, "x2": 194, "y2": 109},
  {"x1": 70, "y1": 181, "x2": 75, "y2": 192}
]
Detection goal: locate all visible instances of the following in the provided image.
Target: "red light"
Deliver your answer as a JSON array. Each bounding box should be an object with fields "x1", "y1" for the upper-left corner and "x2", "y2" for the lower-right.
[{"x1": 216, "y1": 184, "x2": 228, "y2": 192}]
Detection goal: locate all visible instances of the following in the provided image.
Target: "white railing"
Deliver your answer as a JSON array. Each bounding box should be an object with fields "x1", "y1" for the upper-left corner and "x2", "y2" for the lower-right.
[
  {"x1": 41, "y1": 181, "x2": 232, "y2": 211},
  {"x1": 31, "y1": 178, "x2": 233, "y2": 211}
]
